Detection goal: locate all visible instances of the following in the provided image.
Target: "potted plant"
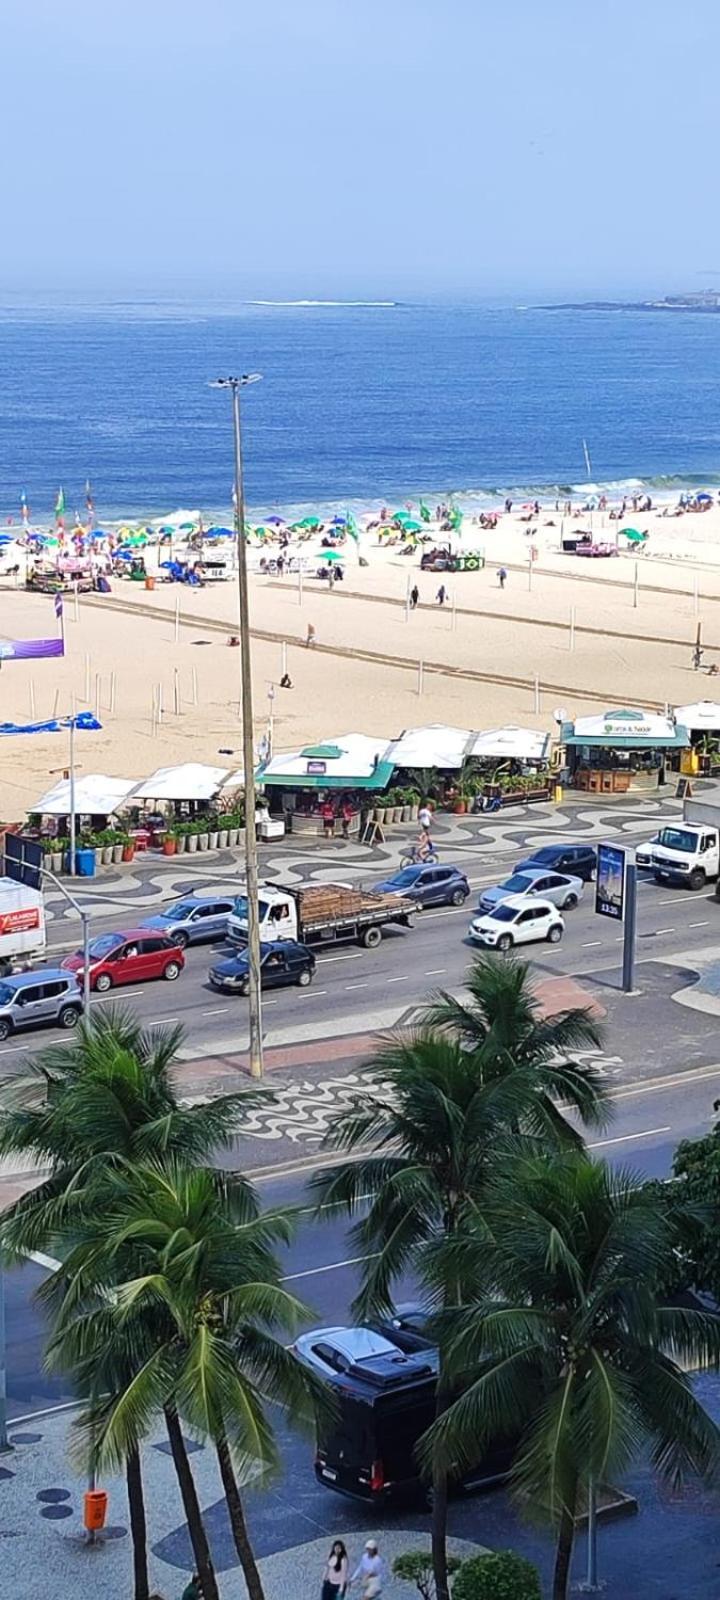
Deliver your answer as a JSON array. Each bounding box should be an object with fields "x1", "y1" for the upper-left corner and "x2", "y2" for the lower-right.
[
  {"x1": 400, "y1": 789, "x2": 412, "y2": 823},
  {"x1": 162, "y1": 829, "x2": 177, "y2": 856},
  {"x1": 186, "y1": 821, "x2": 198, "y2": 853},
  {"x1": 217, "y1": 816, "x2": 231, "y2": 849},
  {"x1": 208, "y1": 818, "x2": 220, "y2": 851},
  {"x1": 407, "y1": 789, "x2": 420, "y2": 822},
  {"x1": 120, "y1": 833, "x2": 135, "y2": 863}
]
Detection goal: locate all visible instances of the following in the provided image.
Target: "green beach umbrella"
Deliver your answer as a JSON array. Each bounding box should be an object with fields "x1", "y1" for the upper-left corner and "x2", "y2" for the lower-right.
[
  {"x1": 402, "y1": 519, "x2": 423, "y2": 533},
  {"x1": 620, "y1": 527, "x2": 647, "y2": 542},
  {"x1": 319, "y1": 549, "x2": 344, "y2": 561}
]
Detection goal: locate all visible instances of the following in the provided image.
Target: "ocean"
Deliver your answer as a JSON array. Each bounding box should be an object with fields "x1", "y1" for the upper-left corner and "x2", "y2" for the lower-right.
[{"x1": 2, "y1": 300, "x2": 720, "y2": 523}]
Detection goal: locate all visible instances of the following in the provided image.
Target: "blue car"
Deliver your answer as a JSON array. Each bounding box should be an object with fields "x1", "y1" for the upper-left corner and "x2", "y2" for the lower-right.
[
  {"x1": 374, "y1": 864, "x2": 470, "y2": 909},
  {"x1": 140, "y1": 894, "x2": 236, "y2": 949}
]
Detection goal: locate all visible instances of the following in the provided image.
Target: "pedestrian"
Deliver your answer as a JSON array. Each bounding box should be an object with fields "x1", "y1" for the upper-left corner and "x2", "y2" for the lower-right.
[
  {"x1": 181, "y1": 1574, "x2": 201, "y2": 1600},
  {"x1": 693, "y1": 644, "x2": 704, "y2": 670},
  {"x1": 322, "y1": 1539, "x2": 349, "y2": 1600},
  {"x1": 306, "y1": 622, "x2": 316, "y2": 647},
  {"x1": 340, "y1": 798, "x2": 353, "y2": 840},
  {"x1": 498, "y1": 566, "x2": 507, "y2": 589},
  {"x1": 322, "y1": 798, "x2": 335, "y2": 839},
  {"x1": 350, "y1": 1540, "x2": 383, "y2": 1598},
  {"x1": 410, "y1": 584, "x2": 419, "y2": 609},
  {"x1": 418, "y1": 801, "x2": 432, "y2": 832},
  {"x1": 436, "y1": 584, "x2": 446, "y2": 605}
]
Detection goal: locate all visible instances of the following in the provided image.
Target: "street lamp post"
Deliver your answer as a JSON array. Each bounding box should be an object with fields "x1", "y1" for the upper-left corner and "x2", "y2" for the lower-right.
[{"x1": 211, "y1": 375, "x2": 264, "y2": 1079}]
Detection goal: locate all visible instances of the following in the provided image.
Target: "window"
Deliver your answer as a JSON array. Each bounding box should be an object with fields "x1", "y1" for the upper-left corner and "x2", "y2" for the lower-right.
[
  {"x1": 40, "y1": 982, "x2": 63, "y2": 999},
  {"x1": 313, "y1": 1343, "x2": 348, "y2": 1373},
  {"x1": 139, "y1": 938, "x2": 166, "y2": 955},
  {"x1": 161, "y1": 902, "x2": 195, "y2": 921},
  {"x1": 89, "y1": 933, "x2": 124, "y2": 958},
  {"x1": 17, "y1": 986, "x2": 41, "y2": 1005}
]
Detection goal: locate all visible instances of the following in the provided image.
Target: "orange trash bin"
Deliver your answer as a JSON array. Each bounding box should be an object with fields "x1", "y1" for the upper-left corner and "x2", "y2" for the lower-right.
[
  {"x1": 144, "y1": 575, "x2": 155, "y2": 591},
  {"x1": 84, "y1": 1489, "x2": 108, "y2": 1531}
]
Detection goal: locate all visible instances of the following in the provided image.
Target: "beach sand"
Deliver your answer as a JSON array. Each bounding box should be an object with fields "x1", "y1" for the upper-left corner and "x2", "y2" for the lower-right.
[{"x1": 2, "y1": 501, "x2": 720, "y2": 819}]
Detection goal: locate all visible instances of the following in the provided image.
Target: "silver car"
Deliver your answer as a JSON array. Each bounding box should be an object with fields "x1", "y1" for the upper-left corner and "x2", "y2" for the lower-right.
[
  {"x1": 140, "y1": 894, "x2": 236, "y2": 949},
  {"x1": 478, "y1": 868, "x2": 584, "y2": 914}
]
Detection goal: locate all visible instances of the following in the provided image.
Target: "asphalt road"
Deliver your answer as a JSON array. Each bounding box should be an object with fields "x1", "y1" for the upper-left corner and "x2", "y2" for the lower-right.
[{"x1": 4, "y1": 851, "x2": 720, "y2": 1071}]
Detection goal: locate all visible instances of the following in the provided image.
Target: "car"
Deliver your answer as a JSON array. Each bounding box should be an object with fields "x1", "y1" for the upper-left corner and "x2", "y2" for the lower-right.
[
  {"x1": 139, "y1": 894, "x2": 236, "y2": 949},
  {"x1": 365, "y1": 1302, "x2": 435, "y2": 1354},
  {"x1": 0, "y1": 968, "x2": 83, "y2": 1042},
  {"x1": 208, "y1": 938, "x2": 316, "y2": 994},
  {"x1": 292, "y1": 1324, "x2": 438, "y2": 1383},
  {"x1": 61, "y1": 930, "x2": 185, "y2": 992},
  {"x1": 478, "y1": 867, "x2": 583, "y2": 914},
  {"x1": 469, "y1": 894, "x2": 564, "y2": 951},
  {"x1": 515, "y1": 843, "x2": 597, "y2": 882},
  {"x1": 373, "y1": 864, "x2": 470, "y2": 909}
]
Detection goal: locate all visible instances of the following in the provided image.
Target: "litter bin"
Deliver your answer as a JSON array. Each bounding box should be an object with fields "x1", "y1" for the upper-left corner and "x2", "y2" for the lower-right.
[
  {"x1": 145, "y1": 575, "x2": 155, "y2": 591},
  {"x1": 75, "y1": 848, "x2": 96, "y2": 877},
  {"x1": 553, "y1": 783, "x2": 564, "y2": 805},
  {"x1": 84, "y1": 1490, "x2": 108, "y2": 1531}
]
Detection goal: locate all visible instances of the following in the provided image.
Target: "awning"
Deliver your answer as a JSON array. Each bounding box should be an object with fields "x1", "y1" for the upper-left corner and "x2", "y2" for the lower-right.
[
  {"x1": 255, "y1": 733, "x2": 394, "y2": 790},
  {"x1": 562, "y1": 711, "x2": 689, "y2": 750},
  {"x1": 131, "y1": 763, "x2": 230, "y2": 801},
  {"x1": 383, "y1": 725, "x2": 472, "y2": 771},
  {"x1": 34, "y1": 774, "x2": 138, "y2": 816},
  {"x1": 467, "y1": 726, "x2": 551, "y2": 762},
  {"x1": 674, "y1": 701, "x2": 720, "y2": 732}
]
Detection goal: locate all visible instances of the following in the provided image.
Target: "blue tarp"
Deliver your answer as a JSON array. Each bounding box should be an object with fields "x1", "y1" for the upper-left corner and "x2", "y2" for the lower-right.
[{"x1": 0, "y1": 712, "x2": 102, "y2": 736}]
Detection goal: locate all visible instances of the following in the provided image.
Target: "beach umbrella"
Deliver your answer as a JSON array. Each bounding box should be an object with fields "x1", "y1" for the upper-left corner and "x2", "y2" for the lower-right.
[
  {"x1": 402, "y1": 519, "x2": 423, "y2": 533},
  {"x1": 318, "y1": 549, "x2": 344, "y2": 562},
  {"x1": 393, "y1": 509, "x2": 411, "y2": 522},
  {"x1": 265, "y1": 514, "x2": 286, "y2": 525},
  {"x1": 619, "y1": 527, "x2": 646, "y2": 542},
  {"x1": 332, "y1": 514, "x2": 347, "y2": 525},
  {"x1": 696, "y1": 492, "x2": 713, "y2": 503}
]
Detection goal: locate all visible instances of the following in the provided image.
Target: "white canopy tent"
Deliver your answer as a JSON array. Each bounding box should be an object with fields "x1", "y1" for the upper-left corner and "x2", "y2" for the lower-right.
[
  {"x1": 383, "y1": 725, "x2": 472, "y2": 771},
  {"x1": 131, "y1": 764, "x2": 230, "y2": 802},
  {"x1": 673, "y1": 701, "x2": 720, "y2": 731},
  {"x1": 467, "y1": 726, "x2": 551, "y2": 762},
  {"x1": 34, "y1": 774, "x2": 139, "y2": 816}
]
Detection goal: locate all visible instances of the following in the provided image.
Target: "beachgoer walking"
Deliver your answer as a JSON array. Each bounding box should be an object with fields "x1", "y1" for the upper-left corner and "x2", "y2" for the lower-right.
[
  {"x1": 436, "y1": 584, "x2": 447, "y2": 605},
  {"x1": 306, "y1": 622, "x2": 316, "y2": 647},
  {"x1": 410, "y1": 584, "x2": 419, "y2": 609},
  {"x1": 350, "y1": 1540, "x2": 383, "y2": 1597},
  {"x1": 498, "y1": 566, "x2": 507, "y2": 589},
  {"x1": 504, "y1": 498, "x2": 512, "y2": 514},
  {"x1": 693, "y1": 644, "x2": 704, "y2": 670},
  {"x1": 322, "y1": 1540, "x2": 349, "y2": 1600}
]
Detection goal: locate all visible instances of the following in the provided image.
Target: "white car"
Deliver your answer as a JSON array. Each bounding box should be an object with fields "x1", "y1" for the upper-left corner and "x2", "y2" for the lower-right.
[{"x1": 469, "y1": 893, "x2": 564, "y2": 951}]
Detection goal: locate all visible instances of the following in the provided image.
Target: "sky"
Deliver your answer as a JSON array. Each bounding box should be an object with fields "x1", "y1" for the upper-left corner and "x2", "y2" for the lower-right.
[{"x1": 3, "y1": 0, "x2": 719, "y2": 300}]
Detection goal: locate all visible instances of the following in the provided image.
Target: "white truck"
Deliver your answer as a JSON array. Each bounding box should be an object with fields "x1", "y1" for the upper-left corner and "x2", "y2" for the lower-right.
[
  {"x1": 0, "y1": 878, "x2": 47, "y2": 974},
  {"x1": 228, "y1": 881, "x2": 415, "y2": 950},
  {"x1": 641, "y1": 799, "x2": 720, "y2": 891}
]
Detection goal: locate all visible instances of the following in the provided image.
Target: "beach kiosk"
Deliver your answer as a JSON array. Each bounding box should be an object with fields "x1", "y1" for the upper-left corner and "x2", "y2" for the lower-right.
[
  {"x1": 255, "y1": 735, "x2": 394, "y2": 837},
  {"x1": 674, "y1": 702, "x2": 720, "y2": 775},
  {"x1": 560, "y1": 708, "x2": 690, "y2": 793}
]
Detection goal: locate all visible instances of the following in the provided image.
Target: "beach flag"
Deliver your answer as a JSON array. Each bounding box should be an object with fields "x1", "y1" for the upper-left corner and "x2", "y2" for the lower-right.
[
  {"x1": 450, "y1": 505, "x2": 463, "y2": 530},
  {"x1": 55, "y1": 487, "x2": 65, "y2": 528},
  {"x1": 419, "y1": 501, "x2": 431, "y2": 522},
  {"x1": 54, "y1": 590, "x2": 64, "y2": 643},
  {"x1": 346, "y1": 511, "x2": 359, "y2": 543},
  {"x1": 20, "y1": 491, "x2": 29, "y2": 526},
  {"x1": 54, "y1": 592, "x2": 64, "y2": 619}
]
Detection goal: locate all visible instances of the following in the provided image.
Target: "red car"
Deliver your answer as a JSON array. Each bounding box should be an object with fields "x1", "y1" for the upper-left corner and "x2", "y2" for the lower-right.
[{"x1": 62, "y1": 929, "x2": 185, "y2": 993}]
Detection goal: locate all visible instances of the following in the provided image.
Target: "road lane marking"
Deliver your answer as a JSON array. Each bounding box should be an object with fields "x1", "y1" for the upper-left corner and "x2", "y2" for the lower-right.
[
  {"x1": 658, "y1": 895, "x2": 709, "y2": 905},
  {"x1": 582, "y1": 941, "x2": 603, "y2": 948},
  {"x1": 148, "y1": 1017, "x2": 180, "y2": 1026},
  {"x1": 0, "y1": 1046, "x2": 29, "y2": 1055},
  {"x1": 282, "y1": 1252, "x2": 378, "y2": 1282},
  {"x1": 425, "y1": 968, "x2": 447, "y2": 975},
  {"x1": 302, "y1": 990, "x2": 327, "y2": 997},
  {"x1": 316, "y1": 953, "x2": 364, "y2": 964},
  {"x1": 653, "y1": 928, "x2": 675, "y2": 936},
  {"x1": 387, "y1": 975, "x2": 408, "y2": 983},
  {"x1": 588, "y1": 1127, "x2": 671, "y2": 1149},
  {"x1": 345, "y1": 983, "x2": 368, "y2": 991},
  {"x1": 689, "y1": 921, "x2": 710, "y2": 929},
  {"x1": 95, "y1": 988, "x2": 144, "y2": 1002},
  {"x1": 202, "y1": 1007, "x2": 230, "y2": 1016}
]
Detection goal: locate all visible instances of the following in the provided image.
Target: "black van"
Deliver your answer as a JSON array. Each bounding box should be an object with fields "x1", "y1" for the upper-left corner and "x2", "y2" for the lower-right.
[{"x1": 293, "y1": 1324, "x2": 512, "y2": 1505}]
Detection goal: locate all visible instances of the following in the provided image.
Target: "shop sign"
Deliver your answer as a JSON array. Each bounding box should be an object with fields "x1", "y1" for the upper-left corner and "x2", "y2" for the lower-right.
[
  {"x1": 595, "y1": 843, "x2": 626, "y2": 921},
  {"x1": 306, "y1": 760, "x2": 327, "y2": 775}
]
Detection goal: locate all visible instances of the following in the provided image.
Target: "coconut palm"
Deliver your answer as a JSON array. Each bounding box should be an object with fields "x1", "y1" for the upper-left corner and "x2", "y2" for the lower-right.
[
  {"x1": 310, "y1": 987, "x2": 610, "y2": 1600},
  {"x1": 47, "y1": 1160, "x2": 323, "y2": 1600},
  {"x1": 424, "y1": 1152, "x2": 720, "y2": 1600},
  {"x1": 0, "y1": 1009, "x2": 271, "y2": 1598}
]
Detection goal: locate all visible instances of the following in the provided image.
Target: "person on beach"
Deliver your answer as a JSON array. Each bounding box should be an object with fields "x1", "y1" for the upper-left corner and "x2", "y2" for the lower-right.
[
  {"x1": 436, "y1": 583, "x2": 447, "y2": 605},
  {"x1": 410, "y1": 583, "x2": 419, "y2": 609},
  {"x1": 306, "y1": 622, "x2": 316, "y2": 647},
  {"x1": 498, "y1": 566, "x2": 507, "y2": 589},
  {"x1": 322, "y1": 1539, "x2": 349, "y2": 1600},
  {"x1": 350, "y1": 1539, "x2": 383, "y2": 1597}
]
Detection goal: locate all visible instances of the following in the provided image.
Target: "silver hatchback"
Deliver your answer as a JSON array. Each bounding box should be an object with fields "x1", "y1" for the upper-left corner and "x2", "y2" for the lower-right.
[
  {"x1": 0, "y1": 968, "x2": 83, "y2": 1041},
  {"x1": 140, "y1": 895, "x2": 236, "y2": 949},
  {"x1": 478, "y1": 868, "x2": 584, "y2": 914}
]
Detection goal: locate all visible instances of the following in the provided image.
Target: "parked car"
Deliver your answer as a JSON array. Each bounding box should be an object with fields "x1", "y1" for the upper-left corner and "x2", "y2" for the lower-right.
[
  {"x1": 208, "y1": 939, "x2": 316, "y2": 994},
  {"x1": 365, "y1": 1302, "x2": 435, "y2": 1354},
  {"x1": 478, "y1": 868, "x2": 583, "y2": 914},
  {"x1": 140, "y1": 894, "x2": 236, "y2": 949},
  {"x1": 469, "y1": 895, "x2": 564, "y2": 951},
  {"x1": 515, "y1": 843, "x2": 597, "y2": 882},
  {"x1": 62, "y1": 930, "x2": 185, "y2": 992},
  {"x1": 373, "y1": 864, "x2": 470, "y2": 909},
  {"x1": 0, "y1": 968, "x2": 83, "y2": 1042}
]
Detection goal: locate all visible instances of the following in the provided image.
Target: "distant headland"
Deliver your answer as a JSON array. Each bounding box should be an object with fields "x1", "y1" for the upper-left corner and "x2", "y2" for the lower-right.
[{"x1": 539, "y1": 291, "x2": 720, "y2": 313}]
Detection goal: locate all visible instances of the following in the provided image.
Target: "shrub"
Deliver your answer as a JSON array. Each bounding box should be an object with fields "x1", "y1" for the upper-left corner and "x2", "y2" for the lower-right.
[
  {"x1": 453, "y1": 1550, "x2": 541, "y2": 1600},
  {"x1": 393, "y1": 1550, "x2": 461, "y2": 1600}
]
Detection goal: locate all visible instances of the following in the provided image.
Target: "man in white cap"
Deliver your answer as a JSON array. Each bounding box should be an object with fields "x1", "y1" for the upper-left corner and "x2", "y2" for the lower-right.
[{"x1": 350, "y1": 1539, "x2": 383, "y2": 1597}]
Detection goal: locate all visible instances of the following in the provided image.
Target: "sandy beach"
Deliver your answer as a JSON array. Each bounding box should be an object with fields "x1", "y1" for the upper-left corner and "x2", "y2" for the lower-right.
[{"x1": 3, "y1": 500, "x2": 720, "y2": 819}]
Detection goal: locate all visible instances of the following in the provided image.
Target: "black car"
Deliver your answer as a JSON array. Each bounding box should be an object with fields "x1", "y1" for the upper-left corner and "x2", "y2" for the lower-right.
[
  {"x1": 374, "y1": 864, "x2": 470, "y2": 909},
  {"x1": 515, "y1": 843, "x2": 597, "y2": 883},
  {"x1": 208, "y1": 939, "x2": 315, "y2": 994}
]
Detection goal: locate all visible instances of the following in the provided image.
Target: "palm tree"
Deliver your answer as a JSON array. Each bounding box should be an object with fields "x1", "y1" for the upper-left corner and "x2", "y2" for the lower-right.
[
  {"x1": 47, "y1": 1160, "x2": 323, "y2": 1600},
  {"x1": 0, "y1": 1009, "x2": 271, "y2": 1598},
  {"x1": 310, "y1": 970, "x2": 609, "y2": 1600},
  {"x1": 425, "y1": 1152, "x2": 720, "y2": 1600}
]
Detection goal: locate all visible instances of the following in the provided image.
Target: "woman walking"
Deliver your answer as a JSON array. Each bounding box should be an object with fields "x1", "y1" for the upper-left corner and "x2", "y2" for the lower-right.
[{"x1": 322, "y1": 1540, "x2": 349, "y2": 1600}]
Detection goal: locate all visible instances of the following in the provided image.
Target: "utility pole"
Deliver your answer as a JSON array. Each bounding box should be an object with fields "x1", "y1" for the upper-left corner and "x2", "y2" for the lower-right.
[{"x1": 211, "y1": 375, "x2": 264, "y2": 1078}]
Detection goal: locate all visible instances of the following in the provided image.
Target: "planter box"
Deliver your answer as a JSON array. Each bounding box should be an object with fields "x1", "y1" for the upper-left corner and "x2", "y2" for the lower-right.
[
  {"x1": 122, "y1": 845, "x2": 135, "y2": 863},
  {"x1": 51, "y1": 852, "x2": 63, "y2": 874},
  {"x1": 401, "y1": 806, "x2": 411, "y2": 822},
  {"x1": 500, "y1": 787, "x2": 550, "y2": 807},
  {"x1": 228, "y1": 827, "x2": 239, "y2": 847},
  {"x1": 112, "y1": 844, "x2": 124, "y2": 865},
  {"x1": 101, "y1": 846, "x2": 114, "y2": 866},
  {"x1": 218, "y1": 829, "x2": 229, "y2": 849},
  {"x1": 175, "y1": 834, "x2": 187, "y2": 854},
  {"x1": 197, "y1": 834, "x2": 209, "y2": 852},
  {"x1": 162, "y1": 838, "x2": 177, "y2": 856},
  {"x1": 208, "y1": 831, "x2": 219, "y2": 850},
  {"x1": 187, "y1": 834, "x2": 198, "y2": 853}
]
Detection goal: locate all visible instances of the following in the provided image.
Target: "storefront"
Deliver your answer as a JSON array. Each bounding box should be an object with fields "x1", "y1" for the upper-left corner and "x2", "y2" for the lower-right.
[
  {"x1": 561, "y1": 708, "x2": 690, "y2": 793},
  {"x1": 674, "y1": 702, "x2": 720, "y2": 774},
  {"x1": 256, "y1": 735, "x2": 394, "y2": 836}
]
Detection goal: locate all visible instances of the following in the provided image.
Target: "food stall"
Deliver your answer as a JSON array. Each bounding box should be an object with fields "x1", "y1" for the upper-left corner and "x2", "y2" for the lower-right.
[
  {"x1": 255, "y1": 735, "x2": 394, "y2": 836},
  {"x1": 674, "y1": 702, "x2": 720, "y2": 774},
  {"x1": 560, "y1": 708, "x2": 690, "y2": 793}
]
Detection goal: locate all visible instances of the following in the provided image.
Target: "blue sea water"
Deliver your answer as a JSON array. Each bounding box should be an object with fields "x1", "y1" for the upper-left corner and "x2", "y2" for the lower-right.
[{"x1": 2, "y1": 300, "x2": 720, "y2": 522}]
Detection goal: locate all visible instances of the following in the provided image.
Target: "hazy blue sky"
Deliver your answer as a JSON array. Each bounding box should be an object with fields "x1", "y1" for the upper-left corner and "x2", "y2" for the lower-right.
[{"x1": 4, "y1": 0, "x2": 718, "y2": 300}]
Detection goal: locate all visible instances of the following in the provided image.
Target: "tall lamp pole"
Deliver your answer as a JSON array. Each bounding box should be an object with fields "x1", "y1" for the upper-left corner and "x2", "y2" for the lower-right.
[{"x1": 211, "y1": 375, "x2": 264, "y2": 1078}]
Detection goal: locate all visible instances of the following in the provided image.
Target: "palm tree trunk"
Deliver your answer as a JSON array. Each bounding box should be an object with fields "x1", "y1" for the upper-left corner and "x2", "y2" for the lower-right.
[
  {"x1": 126, "y1": 1445, "x2": 150, "y2": 1600},
  {"x1": 553, "y1": 1485, "x2": 577, "y2": 1600},
  {"x1": 215, "y1": 1431, "x2": 265, "y2": 1600},
  {"x1": 164, "y1": 1406, "x2": 220, "y2": 1600},
  {"x1": 431, "y1": 1457, "x2": 450, "y2": 1600}
]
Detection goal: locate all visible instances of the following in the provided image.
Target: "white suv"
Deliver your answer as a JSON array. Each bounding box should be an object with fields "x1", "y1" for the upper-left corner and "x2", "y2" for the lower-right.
[{"x1": 470, "y1": 894, "x2": 564, "y2": 951}]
